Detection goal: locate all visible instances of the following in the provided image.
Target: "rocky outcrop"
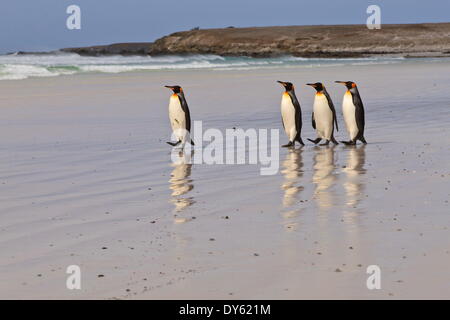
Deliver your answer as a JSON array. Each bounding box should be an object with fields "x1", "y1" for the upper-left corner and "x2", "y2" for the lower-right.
[
  {"x1": 57, "y1": 23, "x2": 450, "y2": 58},
  {"x1": 149, "y1": 23, "x2": 450, "y2": 58},
  {"x1": 61, "y1": 42, "x2": 153, "y2": 56}
]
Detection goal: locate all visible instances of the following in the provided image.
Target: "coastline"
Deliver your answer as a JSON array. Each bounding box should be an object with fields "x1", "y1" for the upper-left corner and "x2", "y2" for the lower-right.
[{"x1": 10, "y1": 23, "x2": 450, "y2": 58}]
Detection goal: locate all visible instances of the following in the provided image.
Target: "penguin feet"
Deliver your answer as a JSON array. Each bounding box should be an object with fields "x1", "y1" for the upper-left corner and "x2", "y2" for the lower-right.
[
  {"x1": 340, "y1": 140, "x2": 356, "y2": 146},
  {"x1": 319, "y1": 140, "x2": 330, "y2": 146},
  {"x1": 166, "y1": 140, "x2": 182, "y2": 147},
  {"x1": 282, "y1": 141, "x2": 294, "y2": 148},
  {"x1": 307, "y1": 138, "x2": 322, "y2": 145}
]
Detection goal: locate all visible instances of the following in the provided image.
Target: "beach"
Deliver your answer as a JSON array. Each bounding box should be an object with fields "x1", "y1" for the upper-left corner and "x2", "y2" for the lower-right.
[{"x1": 0, "y1": 58, "x2": 449, "y2": 299}]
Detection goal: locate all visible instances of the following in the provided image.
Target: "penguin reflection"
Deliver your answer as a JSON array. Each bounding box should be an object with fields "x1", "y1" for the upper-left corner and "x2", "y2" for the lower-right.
[
  {"x1": 281, "y1": 149, "x2": 304, "y2": 210},
  {"x1": 312, "y1": 146, "x2": 337, "y2": 210},
  {"x1": 169, "y1": 151, "x2": 194, "y2": 212},
  {"x1": 343, "y1": 145, "x2": 366, "y2": 208}
]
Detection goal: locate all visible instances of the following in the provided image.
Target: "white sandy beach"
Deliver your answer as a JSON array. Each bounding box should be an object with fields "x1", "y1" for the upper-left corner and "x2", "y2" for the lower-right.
[{"x1": 0, "y1": 59, "x2": 449, "y2": 299}]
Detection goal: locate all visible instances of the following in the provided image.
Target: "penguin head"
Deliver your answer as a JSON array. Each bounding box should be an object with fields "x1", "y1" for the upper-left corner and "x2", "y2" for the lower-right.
[
  {"x1": 306, "y1": 82, "x2": 325, "y2": 93},
  {"x1": 335, "y1": 81, "x2": 357, "y2": 91},
  {"x1": 277, "y1": 81, "x2": 295, "y2": 92},
  {"x1": 165, "y1": 85, "x2": 183, "y2": 94}
]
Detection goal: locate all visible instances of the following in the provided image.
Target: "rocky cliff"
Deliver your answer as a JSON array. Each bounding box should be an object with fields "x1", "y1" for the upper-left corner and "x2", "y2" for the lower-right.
[
  {"x1": 149, "y1": 23, "x2": 450, "y2": 58},
  {"x1": 61, "y1": 23, "x2": 450, "y2": 58}
]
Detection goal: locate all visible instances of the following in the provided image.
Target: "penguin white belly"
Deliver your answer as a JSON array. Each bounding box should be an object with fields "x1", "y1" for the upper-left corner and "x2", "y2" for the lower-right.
[
  {"x1": 281, "y1": 93, "x2": 297, "y2": 141},
  {"x1": 342, "y1": 92, "x2": 358, "y2": 140},
  {"x1": 313, "y1": 94, "x2": 333, "y2": 140},
  {"x1": 169, "y1": 95, "x2": 187, "y2": 141}
]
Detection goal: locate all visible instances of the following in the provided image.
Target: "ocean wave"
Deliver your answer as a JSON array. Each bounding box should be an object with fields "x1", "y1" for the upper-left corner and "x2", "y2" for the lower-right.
[
  {"x1": 0, "y1": 52, "x2": 410, "y2": 80},
  {"x1": 0, "y1": 64, "x2": 76, "y2": 80}
]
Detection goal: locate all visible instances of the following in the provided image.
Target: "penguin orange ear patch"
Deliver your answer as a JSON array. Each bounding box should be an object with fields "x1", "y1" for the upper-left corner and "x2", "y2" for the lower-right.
[{"x1": 351, "y1": 83, "x2": 356, "y2": 88}]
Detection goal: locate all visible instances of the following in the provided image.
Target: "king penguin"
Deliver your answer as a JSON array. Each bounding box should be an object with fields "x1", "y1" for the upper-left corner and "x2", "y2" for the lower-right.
[
  {"x1": 306, "y1": 82, "x2": 339, "y2": 145},
  {"x1": 335, "y1": 81, "x2": 367, "y2": 145},
  {"x1": 277, "y1": 81, "x2": 304, "y2": 147},
  {"x1": 165, "y1": 85, "x2": 194, "y2": 147}
]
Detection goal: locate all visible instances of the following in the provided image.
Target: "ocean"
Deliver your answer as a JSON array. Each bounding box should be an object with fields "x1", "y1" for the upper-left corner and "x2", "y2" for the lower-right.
[{"x1": 0, "y1": 53, "x2": 411, "y2": 81}]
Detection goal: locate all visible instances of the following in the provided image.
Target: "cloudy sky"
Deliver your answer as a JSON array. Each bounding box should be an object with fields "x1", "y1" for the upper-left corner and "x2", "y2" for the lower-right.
[{"x1": 0, "y1": 0, "x2": 448, "y2": 53}]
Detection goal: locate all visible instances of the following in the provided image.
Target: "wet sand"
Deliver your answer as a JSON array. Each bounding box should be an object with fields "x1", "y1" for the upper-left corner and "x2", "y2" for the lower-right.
[{"x1": 0, "y1": 59, "x2": 449, "y2": 299}]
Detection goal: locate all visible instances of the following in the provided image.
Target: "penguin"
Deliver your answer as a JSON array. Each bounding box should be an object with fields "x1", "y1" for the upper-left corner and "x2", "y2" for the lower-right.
[
  {"x1": 335, "y1": 81, "x2": 367, "y2": 145},
  {"x1": 306, "y1": 82, "x2": 339, "y2": 145},
  {"x1": 277, "y1": 81, "x2": 304, "y2": 147},
  {"x1": 165, "y1": 85, "x2": 194, "y2": 147}
]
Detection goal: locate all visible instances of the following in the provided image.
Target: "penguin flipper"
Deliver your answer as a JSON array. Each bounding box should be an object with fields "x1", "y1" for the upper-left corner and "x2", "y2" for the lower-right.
[
  {"x1": 167, "y1": 140, "x2": 182, "y2": 147},
  {"x1": 177, "y1": 94, "x2": 192, "y2": 133},
  {"x1": 311, "y1": 112, "x2": 316, "y2": 130},
  {"x1": 323, "y1": 89, "x2": 338, "y2": 132},
  {"x1": 190, "y1": 139, "x2": 195, "y2": 146},
  {"x1": 353, "y1": 91, "x2": 365, "y2": 136}
]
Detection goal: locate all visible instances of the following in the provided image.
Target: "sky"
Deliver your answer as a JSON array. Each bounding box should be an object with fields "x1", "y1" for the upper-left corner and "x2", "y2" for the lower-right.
[{"x1": 0, "y1": 0, "x2": 449, "y2": 53}]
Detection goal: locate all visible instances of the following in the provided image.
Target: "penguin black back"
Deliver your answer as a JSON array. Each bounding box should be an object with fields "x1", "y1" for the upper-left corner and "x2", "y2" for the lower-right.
[
  {"x1": 277, "y1": 81, "x2": 304, "y2": 147},
  {"x1": 165, "y1": 85, "x2": 192, "y2": 133},
  {"x1": 335, "y1": 81, "x2": 366, "y2": 144}
]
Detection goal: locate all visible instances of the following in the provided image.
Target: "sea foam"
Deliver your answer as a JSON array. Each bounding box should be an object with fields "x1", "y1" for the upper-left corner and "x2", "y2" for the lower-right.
[{"x1": 0, "y1": 52, "x2": 409, "y2": 81}]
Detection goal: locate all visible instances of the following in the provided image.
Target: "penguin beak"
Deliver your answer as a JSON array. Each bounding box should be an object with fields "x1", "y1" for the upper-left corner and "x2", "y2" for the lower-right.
[
  {"x1": 306, "y1": 83, "x2": 316, "y2": 87},
  {"x1": 277, "y1": 80, "x2": 286, "y2": 86},
  {"x1": 335, "y1": 81, "x2": 346, "y2": 85},
  {"x1": 164, "y1": 85, "x2": 176, "y2": 92}
]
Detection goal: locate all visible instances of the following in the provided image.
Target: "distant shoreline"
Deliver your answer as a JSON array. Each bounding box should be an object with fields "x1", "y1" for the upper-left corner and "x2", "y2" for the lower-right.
[{"x1": 9, "y1": 23, "x2": 450, "y2": 58}]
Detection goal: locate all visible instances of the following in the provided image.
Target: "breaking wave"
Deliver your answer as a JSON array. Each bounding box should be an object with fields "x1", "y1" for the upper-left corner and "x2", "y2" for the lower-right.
[{"x1": 0, "y1": 52, "x2": 407, "y2": 80}]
